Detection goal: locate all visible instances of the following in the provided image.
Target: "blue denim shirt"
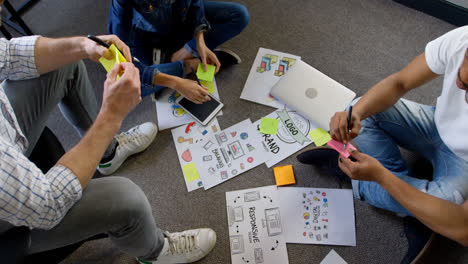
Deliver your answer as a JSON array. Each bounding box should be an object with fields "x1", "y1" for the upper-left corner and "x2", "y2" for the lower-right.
[{"x1": 108, "y1": 0, "x2": 211, "y2": 44}]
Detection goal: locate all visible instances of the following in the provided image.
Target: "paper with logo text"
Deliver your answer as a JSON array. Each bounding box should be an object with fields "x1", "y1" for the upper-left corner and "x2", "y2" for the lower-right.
[
  {"x1": 226, "y1": 185, "x2": 289, "y2": 264},
  {"x1": 254, "y1": 109, "x2": 316, "y2": 167}
]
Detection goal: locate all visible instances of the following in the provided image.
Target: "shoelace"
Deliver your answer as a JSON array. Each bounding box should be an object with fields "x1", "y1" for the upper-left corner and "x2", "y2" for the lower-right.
[
  {"x1": 163, "y1": 231, "x2": 197, "y2": 255},
  {"x1": 116, "y1": 126, "x2": 146, "y2": 146}
]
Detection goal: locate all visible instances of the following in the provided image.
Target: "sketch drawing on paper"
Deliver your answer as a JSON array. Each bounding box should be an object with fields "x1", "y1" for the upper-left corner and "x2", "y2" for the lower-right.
[
  {"x1": 168, "y1": 91, "x2": 186, "y2": 117},
  {"x1": 228, "y1": 206, "x2": 244, "y2": 226},
  {"x1": 228, "y1": 140, "x2": 245, "y2": 160},
  {"x1": 230, "y1": 235, "x2": 245, "y2": 255},
  {"x1": 244, "y1": 191, "x2": 261, "y2": 202},
  {"x1": 264, "y1": 207, "x2": 282, "y2": 236},
  {"x1": 257, "y1": 54, "x2": 278, "y2": 73},
  {"x1": 274, "y1": 57, "x2": 297, "y2": 76},
  {"x1": 254, "y1": 248, "x2": 264, "y2": 263}
]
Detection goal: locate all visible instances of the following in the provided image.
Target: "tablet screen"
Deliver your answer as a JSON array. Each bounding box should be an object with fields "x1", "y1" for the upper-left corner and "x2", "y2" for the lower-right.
[{"x1": 178, "y1": 96, "x2": 221, "y2": 122}]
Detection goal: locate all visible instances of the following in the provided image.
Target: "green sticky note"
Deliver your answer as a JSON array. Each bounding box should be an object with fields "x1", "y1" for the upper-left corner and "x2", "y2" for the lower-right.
[
  {"x1": 196, "y1": 63, "x2": 216, "y2": 82},
  {"x1": 309, "y1": 128, "x2": 332, "y2": 146},
  {"x1": 98, "y1": 44, "x2": 127, "y2": 80},
  {"x1": 200, "y1": 80, "x2": 215, "y2": 94},
  {"x1": 260, "y1": 117, "x2": 279, "y2": 135},
  {"x1": 182, "y1": 162, "x2": 200, "y2": 183}
]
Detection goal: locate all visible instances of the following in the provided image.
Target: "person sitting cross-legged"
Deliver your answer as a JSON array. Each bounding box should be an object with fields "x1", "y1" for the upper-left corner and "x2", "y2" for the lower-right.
[
  {"x1": 108, "y1": 0, "x2": 250, "y2": 103},
  {"x1": 297, "y1": 26, "x2": 468, "y2": 247}
]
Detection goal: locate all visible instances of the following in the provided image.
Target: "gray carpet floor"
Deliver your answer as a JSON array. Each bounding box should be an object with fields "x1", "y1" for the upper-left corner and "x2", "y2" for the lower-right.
[{"x1": 4, "y1": 0, "x2": 468, "y2": 263}]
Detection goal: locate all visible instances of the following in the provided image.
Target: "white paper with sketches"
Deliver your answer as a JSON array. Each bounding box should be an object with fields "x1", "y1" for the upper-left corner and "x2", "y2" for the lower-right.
[
  {"x1": 154, "y1": 77, "x2": 222, "y2": 131},
  {"x1": 240, "y1": 48, "x2": 301, "y2": 108},
  {"x1": 192, "y1": 119, "x2": 269, "y2": 190},
  {"x1": 226, "y1": 185, "x2": 289, "y2": 264},
  {"x1": 171, "y1": 118, "x2": 221, "y2": 192},
  {"x1": 254, "y1": 109, "x2": 317, "y2": 167},
  {"x1": 278, "y1": 187, "x2": 356, "y2": 246}
]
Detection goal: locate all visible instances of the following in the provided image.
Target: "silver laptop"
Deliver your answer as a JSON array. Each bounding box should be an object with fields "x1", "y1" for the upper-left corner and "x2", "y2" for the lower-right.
[{"x1": 270, "y1": 60, "x2": 356, "y2": 130}]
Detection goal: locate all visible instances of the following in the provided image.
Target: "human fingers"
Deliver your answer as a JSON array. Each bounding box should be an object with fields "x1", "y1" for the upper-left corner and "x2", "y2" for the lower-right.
[
  {"x1": 106, "y1": 63, "x2": 122, "y2": 83},
  {"x1": 348, "y1": 149, "x2": 362, "y2": 162},
  {"x1": 192, "y1": 96, "x2": 203, "y2": 104},
  {"x1": 330, "y1": 112, "x2": 347, "y2": 142},
  {"x1": 99, "y1": 34, "x2": 132, "y2": 62},
  {"x1": 338, "y1": 155, "x2": 353, "y2": 178},
  {"x1": 99, "y1": 46, "x2": 113, "y2": 60},
  {"x1": 196, "y1": 88, "x2": 210, "y2": 102},
  {"x1": 210, "y1": 52, "x2": 221, "y2": 73}
]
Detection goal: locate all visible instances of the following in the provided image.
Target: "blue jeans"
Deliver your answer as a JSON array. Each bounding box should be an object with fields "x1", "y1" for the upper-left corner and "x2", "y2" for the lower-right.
[
  {"x1": 352, "y1": 98, "x2": 468, "y2": 216},
  {"x1": 111, "y1": 1, "x2": 250, "y2": 97}
]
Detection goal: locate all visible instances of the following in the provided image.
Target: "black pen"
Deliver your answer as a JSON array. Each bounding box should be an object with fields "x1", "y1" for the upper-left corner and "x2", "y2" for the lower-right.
[
  {"x1": 345, "y1": 105, "x2": 353, "y2": 150},
  {"x1": 87, "y1": 35, "x2": 140, "y2": 63},
  {"x1": 190, "y1": 66, "x2": 202, "y2": 86}
]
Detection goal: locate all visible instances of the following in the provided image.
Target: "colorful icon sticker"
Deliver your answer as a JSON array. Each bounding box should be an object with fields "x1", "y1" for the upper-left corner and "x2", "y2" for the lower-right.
[{"x1": 240, "y1": 132, "x2": 248, "y2": 140}]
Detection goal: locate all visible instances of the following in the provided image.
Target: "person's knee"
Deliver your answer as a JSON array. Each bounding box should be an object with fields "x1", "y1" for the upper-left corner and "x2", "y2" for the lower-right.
[
  {"x1": 72, "y1": 60, "x2": 87, "y2": 77},
  {"x1": 426, "y1": 181, "x2": 466, "y2": 205},
  {"x1": 110, "y1": 177, "x2": 153, "y2": 223},
  {"x1": 232, "y1": 3, "x2": 250, "y2": 30}
]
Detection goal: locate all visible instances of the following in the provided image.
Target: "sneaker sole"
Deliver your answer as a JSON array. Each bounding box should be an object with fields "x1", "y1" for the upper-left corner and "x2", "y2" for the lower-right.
[
  {"x1": 410, "y1": 232, "x2": 435, "y2": 264},
  {"x1": 214, "y1": 47, "x2": 242, "y2": 64}
]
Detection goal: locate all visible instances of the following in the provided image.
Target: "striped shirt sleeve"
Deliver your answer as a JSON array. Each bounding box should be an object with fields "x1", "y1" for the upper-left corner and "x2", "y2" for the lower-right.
[
  {"x1": 0, "y1": 139, "x2": 82, "y2": 230},
  {"x1": 0, "y1": 36, "x2": 40, "y2": 81}
]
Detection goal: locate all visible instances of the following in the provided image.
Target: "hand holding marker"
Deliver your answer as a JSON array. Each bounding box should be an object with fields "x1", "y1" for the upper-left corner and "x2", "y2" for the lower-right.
[{"x1": 87, "y1": 35, "x2": 140, "y2": 63}]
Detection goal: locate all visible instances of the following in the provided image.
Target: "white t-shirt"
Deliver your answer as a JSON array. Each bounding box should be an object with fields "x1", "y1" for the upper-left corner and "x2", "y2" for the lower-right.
[{"x1": 425, "y1": 26, "x2": 468, "y2": 161}]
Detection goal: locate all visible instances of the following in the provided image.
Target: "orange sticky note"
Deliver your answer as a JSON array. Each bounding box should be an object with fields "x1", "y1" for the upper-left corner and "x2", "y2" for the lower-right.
[{"x1": 273, "y1": 165, "x2": 296, "y2": 186}]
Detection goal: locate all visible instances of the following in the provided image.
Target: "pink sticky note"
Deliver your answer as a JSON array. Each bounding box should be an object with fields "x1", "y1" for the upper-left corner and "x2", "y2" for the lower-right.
[{"x1": 327, "y1": 139, "x2": 357, "y2": 158}]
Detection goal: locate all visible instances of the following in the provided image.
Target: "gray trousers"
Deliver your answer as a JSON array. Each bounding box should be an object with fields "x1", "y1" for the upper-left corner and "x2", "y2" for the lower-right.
[{"x1": 0, "y1": 61, "x2": 164, "y2": 260}]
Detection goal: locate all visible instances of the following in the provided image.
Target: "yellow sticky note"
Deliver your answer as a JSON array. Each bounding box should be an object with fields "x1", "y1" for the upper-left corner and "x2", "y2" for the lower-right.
[
  {"x1": 260, "y1": 117, "x2": 279, "y2": 135},
  {"x1": 274, "y1": 165, "x2": 296, "y2": 186},
  {"x1": 98, "y1": 44, "x2": 127, "y2": 79},
  {"x1": 196, "y1": 63, "x2": 216, "y2": 82},
  {"x1": 182, "y1": 162, "x2": 200, "y2": 183},
  {"x1": 309, "y1": 128, "x2": 332, "y2": 146},
  {"x1": 200, "y1": 80, "x2": 215, "y2": 94}
]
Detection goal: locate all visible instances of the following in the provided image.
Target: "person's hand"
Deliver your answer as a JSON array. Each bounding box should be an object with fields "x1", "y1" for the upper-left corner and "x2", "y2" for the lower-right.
[
  {"x1": 174, "y1": 78, "x2": 210, "y2": 104},
  {"x1": 84, "y1": 34, "x2": 132, "y2": 62},
  {"x1": 101, "y1": 62, "x2": 141, "y2": 123},
  {"x1": 195, "y1": 33, "x2": 220, "y2": 73},
  {"x1": 338, "y1": 150, "x2": 387, "y2": 182},
  {"x1": 329, "y1": 110, "x2": 361, "y2": 144}
]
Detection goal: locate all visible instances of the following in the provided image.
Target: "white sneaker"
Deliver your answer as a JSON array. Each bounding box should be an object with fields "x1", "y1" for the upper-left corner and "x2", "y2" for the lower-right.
[
  {"x1": 98, "y1": 122, "x2": 158, "y2": 175},
  {"x1": 137, "y1": 228, "x2": 217, "y2": 264}
]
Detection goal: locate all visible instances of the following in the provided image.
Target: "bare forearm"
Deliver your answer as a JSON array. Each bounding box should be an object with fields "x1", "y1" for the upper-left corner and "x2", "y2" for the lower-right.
[
  {"x1": 354, "y1": 54, "x2": 438, "y2": 121},
  {"x1": 153, "y1": 72, "x2": 180, "y2": 88},
  {"x1": 57, "y1": 113, "x2": 121, "y2": 189},
  {"x1": 354, "y1": 74, "x2": 407, "y2": 120},
  {"x1": 35, "y1": 36, "x2": 88, "y2": 74},
  {"x1": 378, "y1": 172, "x2": 468, "y2": 245}
]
